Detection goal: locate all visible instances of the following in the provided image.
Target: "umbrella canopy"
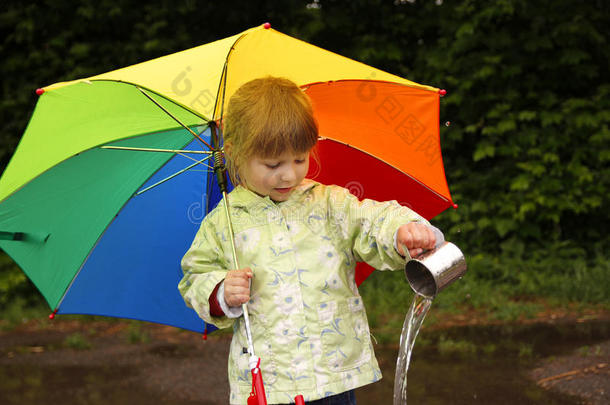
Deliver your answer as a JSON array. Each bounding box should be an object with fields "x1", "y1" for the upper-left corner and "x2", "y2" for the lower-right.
[{"x1": 0, "y1": 24, "x2": 454, "y2": 333}]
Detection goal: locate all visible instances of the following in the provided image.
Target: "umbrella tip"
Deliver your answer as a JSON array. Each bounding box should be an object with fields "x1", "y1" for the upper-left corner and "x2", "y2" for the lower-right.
[
  {"x1": 48, "y1": 309, "x2": 58, "y2": 320},
  {"x1": 452, "y1": 203, "x2": 459, "y2": 209},
  {"x1": 439, "y1": 89, "x2": 447, "y2": 97},
  {"x1": 263, "y1": 22, "x2": 271, "y2": 29},
  {"x1": 35, "y1": 88, "x2": 45, "y2": 96},
  {"x1": 202, "y1": 323, "x2": 208, "y2": 340}
]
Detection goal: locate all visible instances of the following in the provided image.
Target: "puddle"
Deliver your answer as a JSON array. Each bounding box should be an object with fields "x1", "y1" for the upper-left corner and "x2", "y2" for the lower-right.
[
  {"x1": 1, "y1": 364, "x2": 169, "y2": 404},
  {"x1": 147, "y1": 343, "x2": 193, "y2": 358},
  {"x1": 0, "y1": 362, "x2": 223, "y2": 405},
  {"x1": 358, "y1": 320, "x2": 609, "y2": 404},
  {"x1": 0, "y1": 321, "x2": 607, "y2": 404}
]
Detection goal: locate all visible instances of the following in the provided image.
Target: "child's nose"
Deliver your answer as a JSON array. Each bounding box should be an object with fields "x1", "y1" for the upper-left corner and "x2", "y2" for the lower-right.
[{"x1": 280, "y1": 167, "x2": 297, "y2": 182}]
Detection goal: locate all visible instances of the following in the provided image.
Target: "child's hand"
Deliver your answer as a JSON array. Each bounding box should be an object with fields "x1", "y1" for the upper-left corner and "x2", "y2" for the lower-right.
[
  {"x1": 224, "y1": 268, "x2": 253, "y2": 307},
  {"x1": 396, "y1": 222, "x2": 436, "y2": 258}
]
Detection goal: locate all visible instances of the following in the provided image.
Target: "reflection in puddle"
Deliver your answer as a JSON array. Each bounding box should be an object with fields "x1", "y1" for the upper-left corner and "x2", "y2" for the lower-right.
[
  {"x1": 359, "y1": 321, "x2": 609, "y2": 404},
  {"x1": 0, "y1": 364, "x2": 203, "y2": 405},
  {"x1": 0, "y1": 321, "x2": 607, "y2": 404}
]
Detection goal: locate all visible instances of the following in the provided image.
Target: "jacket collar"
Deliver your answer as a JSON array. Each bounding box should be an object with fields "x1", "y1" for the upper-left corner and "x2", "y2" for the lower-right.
[{"x1": 228, "y1": 179, "x2": 318, "y2": 208}]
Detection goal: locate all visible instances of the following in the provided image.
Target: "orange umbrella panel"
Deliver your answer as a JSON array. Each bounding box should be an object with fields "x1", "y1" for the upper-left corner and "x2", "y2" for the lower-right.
[{"x1": 305, "y1": 80, "x2": 453, "y2": 209}]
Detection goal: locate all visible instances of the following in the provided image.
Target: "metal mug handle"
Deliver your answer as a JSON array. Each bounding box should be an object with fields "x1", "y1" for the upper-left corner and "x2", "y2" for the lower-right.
[{"x1": 404, "y1": 241, "x2": 467, "y2": 298}]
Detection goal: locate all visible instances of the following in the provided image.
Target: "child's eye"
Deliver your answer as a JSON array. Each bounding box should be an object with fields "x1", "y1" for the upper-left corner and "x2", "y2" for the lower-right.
[
  {"x1": 295, "y1": 159, "x2": 305, "y2": 164},
  {"x1": 265, "y1": 163, "x2": 280, "y2": 169}
]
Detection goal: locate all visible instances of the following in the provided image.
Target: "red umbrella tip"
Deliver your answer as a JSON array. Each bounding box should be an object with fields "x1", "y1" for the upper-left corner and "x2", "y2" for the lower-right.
[
  {"x1": 48, "y1": 309, "x2": 58, "y2": 320},
  {"x1": 35, "y1": 88, "x2": 45, "y2": 96},
  {"x1": 263, "y1": 22, "x2": 271, "y2": 29},
  {"x1": 452, "y1": 203, "x2": 459, "y2": 209},
  {"x1": 439, "y1": 89, "x2": 447, "y2": 96}
]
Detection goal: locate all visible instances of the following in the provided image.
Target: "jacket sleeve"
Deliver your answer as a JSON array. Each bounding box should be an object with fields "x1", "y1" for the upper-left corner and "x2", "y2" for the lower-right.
[
  {"x1": 328, "y1": 185, "x2": 429, "y2": 271},
  {"x1": 178, "y1": 209, "x2": 236, "y2": 329}
]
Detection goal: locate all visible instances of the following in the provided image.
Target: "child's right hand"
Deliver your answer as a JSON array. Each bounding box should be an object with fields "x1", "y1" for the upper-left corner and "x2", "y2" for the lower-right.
[{"x1": 224, "y1": 268, "x2": 253, "y2": 307}]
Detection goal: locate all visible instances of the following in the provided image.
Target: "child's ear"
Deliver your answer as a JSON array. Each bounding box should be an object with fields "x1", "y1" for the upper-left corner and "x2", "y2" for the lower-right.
[{"x1": 223, "y1": 142, "x2": 232, "y2": 158}]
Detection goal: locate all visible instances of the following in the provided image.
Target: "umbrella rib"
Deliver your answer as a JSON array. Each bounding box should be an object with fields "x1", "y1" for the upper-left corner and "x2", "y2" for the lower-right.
[
  {"x1": 100, "y1": 144, "x2": 214, "y2": 169},
  {"x1": 135, "y1": 155, "x2": 213, "y2": 196},
  {"x1": 170, "y1": 149, "x2": 214, "y2": 168},
  {"x1": 215, "y1": 61, "x2": 229, "y2": 122},
  {"x1": 136, "y1": 87, "x2": 214, "y2": 150},
  {"x1": 100, "y1": 146, "x2": 212, "y2": 154},
  {"x1": 212, "y1": 28, "x2": 251, "y2": 121},
  {"x1": 100, "y1": 145, "x2": 214, "y2": 194}
]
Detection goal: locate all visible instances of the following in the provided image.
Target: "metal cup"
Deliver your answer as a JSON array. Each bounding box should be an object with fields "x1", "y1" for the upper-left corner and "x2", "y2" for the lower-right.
[{"x1": 405, "y1": 241, "x2": 467, "y2": 298}]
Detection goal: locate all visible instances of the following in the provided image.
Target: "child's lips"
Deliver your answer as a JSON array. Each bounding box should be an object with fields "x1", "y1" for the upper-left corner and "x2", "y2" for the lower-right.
[{"x1": 275, "y1": 187, "x2": 293, "y2": 194}]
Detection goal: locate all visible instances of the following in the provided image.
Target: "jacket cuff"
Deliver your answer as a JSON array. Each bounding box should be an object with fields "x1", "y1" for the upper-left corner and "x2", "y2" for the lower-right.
[{"x1": 209, "y1": 282, "x2": 224, "y2": 317}]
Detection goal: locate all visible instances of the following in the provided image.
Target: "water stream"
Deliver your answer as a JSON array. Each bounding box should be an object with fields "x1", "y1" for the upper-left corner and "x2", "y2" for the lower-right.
[{"x1": 393, "y1": 293, "x2": 433, "y2": 405}]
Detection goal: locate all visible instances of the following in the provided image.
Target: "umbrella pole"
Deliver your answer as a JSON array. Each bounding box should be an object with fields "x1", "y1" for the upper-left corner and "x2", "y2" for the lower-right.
[
  {"x1": 219, "y1": 187, "x2": 256, "y2": 355},
  {"x1": 210, "y1": 122, "x2": 266, "y2": 405}
]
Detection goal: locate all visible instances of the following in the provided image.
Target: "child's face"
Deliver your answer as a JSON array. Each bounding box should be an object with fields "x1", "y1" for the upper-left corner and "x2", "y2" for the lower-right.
[{"x1": 242, "y1": 150, "x2": 310, "y2": 202}]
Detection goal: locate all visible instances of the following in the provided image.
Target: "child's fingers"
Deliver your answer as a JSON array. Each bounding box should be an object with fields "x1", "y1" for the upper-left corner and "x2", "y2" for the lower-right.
[
  {"x1": 415, "y1": 225, "x2": 434, "y2": 249},
  {"x1": 420, "y1": 226, "x2": 435, "y2": 249},
  {"x1": 224, "y1": 282, "x2": 250, "y2": 306},
  {"x1": 398, "y1": 223, "x2": 437, "y2": 256},
  {"x1": 408, "y1": 247, "x2": 423, "y2": 257},
  {"x1": 225, "y1": 272, "x2": 251, "y2": 291},
  {"x1": 224, "y1": 267, "x2": 252, "y2": 307},
  {"x1": 239, "y1": 267, "x2": 253, "y2": 278},
  {"x1": 397, "y1": 227, "x2": 414, "y2": 256},
  {"x1": 225, "y1": 291, "x2": 250, "y2": 306},
  {"x1": 226, "y1": 268, "x2": 253, "y2": 282}
]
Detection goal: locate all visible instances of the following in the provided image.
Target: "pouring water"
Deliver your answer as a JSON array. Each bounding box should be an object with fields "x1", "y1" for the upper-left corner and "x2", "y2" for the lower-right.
[{"x1": 393, "y1": 242, "x2": 467, "y2": 404}]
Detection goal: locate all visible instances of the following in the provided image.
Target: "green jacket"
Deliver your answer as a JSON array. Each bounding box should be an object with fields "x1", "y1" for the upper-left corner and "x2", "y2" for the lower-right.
[{"x1": 179, "y1": 179, "x2": 427, "y2": 404}]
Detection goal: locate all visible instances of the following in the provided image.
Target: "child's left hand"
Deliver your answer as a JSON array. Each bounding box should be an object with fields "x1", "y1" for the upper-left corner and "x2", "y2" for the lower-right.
[{"x1": 396, "y1": 222, "x2": 436, "y2": 258}]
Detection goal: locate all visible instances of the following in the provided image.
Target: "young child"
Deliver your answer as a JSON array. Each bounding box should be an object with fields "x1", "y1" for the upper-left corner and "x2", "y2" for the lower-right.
[{"x1": 179, "y1": 77, "x2": 441, "y2": 404}]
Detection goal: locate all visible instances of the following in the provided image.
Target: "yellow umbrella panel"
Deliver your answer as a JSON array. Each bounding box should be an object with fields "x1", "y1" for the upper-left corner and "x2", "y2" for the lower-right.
[{"x1": 5, "y1": 24, "x2": 450, "y2": 211}]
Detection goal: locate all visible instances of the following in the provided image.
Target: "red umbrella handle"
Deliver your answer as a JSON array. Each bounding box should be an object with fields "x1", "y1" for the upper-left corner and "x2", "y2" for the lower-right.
[{"x1": 247, "y1": 358, "x2": 267, "y2": 405}]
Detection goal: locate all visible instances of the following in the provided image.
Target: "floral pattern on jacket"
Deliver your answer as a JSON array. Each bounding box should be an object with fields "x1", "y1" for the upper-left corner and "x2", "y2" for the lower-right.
[{"x1": 179, "y1": 179, "x2": 428, "y2": 404}]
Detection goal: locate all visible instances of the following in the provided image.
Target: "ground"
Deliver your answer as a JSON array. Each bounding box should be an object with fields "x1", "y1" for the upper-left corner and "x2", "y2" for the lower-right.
[
  {"x1": 529, "y1": 340, "x2": 609, "y2": 405},
  {"x1": 1, "y1": 309, "x2": 609, "y2": 404},
  {"x1": 0, "y1": 320, "x2": 232, "y2": 404}
]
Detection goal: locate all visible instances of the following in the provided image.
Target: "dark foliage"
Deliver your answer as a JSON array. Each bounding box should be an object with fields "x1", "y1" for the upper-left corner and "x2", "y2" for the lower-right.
[{"x1": 1, "y1": 0, "x2": 608, "y2": 303}]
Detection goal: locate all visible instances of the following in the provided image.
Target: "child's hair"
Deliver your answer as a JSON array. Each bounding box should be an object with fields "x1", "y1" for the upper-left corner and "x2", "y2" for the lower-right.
[{"x1": 222, "y1": 76, "x2": 319, "y2": 185}]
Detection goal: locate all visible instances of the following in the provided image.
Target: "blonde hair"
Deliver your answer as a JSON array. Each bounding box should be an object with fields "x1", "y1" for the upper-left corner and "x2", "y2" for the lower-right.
[{"x1": 222, "y1": 76, "x2": 318, "y2": 185}]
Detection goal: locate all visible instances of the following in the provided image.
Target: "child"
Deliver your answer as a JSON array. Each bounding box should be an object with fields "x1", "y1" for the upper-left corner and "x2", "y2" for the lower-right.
[{"x1": 179, "y1": 77, "x2": 441, "y2": 404}]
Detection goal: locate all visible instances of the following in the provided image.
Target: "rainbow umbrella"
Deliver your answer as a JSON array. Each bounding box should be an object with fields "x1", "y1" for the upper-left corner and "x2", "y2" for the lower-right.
[{"x1": 0, "y1": 24, "x2": 455, "y2": 336}]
